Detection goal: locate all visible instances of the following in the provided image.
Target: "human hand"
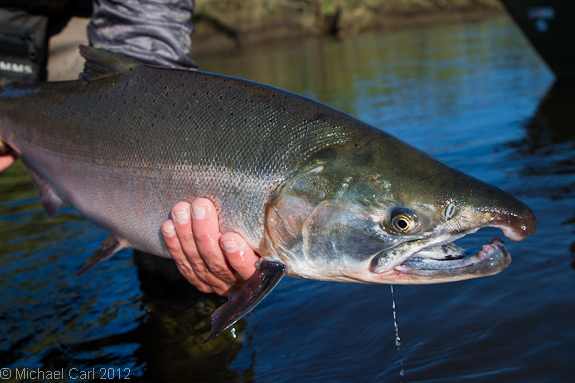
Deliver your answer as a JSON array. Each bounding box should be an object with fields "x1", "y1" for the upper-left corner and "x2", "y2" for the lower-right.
[
  {"x1": 0, "y1": 145, "x2": 17, "y2": 172},
  {"x1": 161, "y1": 199, "x2": 259, "y2": 296}
]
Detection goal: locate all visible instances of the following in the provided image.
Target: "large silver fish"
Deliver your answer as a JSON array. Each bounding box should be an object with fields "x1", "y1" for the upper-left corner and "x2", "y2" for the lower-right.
[{"x1": 0, "y1": 46, "x2": 536, "y2": 342}]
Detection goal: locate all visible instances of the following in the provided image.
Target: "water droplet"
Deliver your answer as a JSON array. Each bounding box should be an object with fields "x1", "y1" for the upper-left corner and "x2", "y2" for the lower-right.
[
  {"x1": 390, "y1": 285, "x2": 401, "y2": 350},
  {"x1": 230, "y1": 327, "x2": 236, "y2": 339},
  {"x1": 390, "y1": 285, "x2": 405, "y2": 381}
]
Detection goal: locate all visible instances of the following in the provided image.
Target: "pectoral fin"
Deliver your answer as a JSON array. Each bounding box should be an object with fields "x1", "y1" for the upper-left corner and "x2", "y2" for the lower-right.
[
  {"x1": 77, "y1": 235, "x2": 124, "y2": 276},
  {"x1": 202, "y1": 260, "x2": 286, "y2": 343}
]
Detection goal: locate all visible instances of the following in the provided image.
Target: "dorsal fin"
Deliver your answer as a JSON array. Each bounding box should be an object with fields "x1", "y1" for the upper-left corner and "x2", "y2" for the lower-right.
[{"x1": 78, "y1": 45, "x2": 143, "y2": 80}]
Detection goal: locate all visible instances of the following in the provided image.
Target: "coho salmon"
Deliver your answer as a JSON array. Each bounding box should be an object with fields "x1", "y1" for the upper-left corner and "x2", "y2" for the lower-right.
[{"x1": 0, "y1": 46, "x2": 536, "y2": 342}]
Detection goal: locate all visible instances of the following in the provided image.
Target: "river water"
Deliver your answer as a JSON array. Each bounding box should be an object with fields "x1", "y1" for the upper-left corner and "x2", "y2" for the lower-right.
[{"x1": 1, "y1": 14, "x2": 574, "y2": 382}]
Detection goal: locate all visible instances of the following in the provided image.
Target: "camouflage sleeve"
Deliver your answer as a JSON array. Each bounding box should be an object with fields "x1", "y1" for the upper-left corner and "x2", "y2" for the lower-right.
[{"x1": 87, "y1": 0, "x2": 198, "y2": 70}]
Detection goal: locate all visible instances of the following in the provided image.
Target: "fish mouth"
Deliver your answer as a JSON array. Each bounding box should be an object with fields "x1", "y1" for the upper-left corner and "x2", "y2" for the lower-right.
[{"x1": 392, "y1": 237, "x2": 511, "y2": 280}]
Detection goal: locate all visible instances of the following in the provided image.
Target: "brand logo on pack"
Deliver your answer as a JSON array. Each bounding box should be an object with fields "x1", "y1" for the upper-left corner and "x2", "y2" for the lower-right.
[{"x1": 0, "y1": 61, "x2": 34, "y2": 75}]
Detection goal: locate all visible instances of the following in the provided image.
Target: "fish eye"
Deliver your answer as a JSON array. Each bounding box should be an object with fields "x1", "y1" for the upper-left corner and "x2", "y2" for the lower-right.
[
  {"x1": 391, "y1": 214, "x2": 413, "y2": 232},
  {"x1": 380, "y1": 207, "x2": 420, "y2": 234}
]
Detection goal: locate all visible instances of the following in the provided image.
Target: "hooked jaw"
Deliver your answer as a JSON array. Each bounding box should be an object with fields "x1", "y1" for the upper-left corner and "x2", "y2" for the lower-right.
[
  {"x1": 390, "y1": 237, "x2": 511, "y2": 282},
  {"x1": 370, "y1": 200, "x2": 537, "y2": 284}
]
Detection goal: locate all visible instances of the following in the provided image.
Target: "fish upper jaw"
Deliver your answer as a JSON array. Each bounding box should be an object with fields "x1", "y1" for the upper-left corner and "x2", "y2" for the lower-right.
[{"x1": 485, "y1": 206, "x2": 537, "y2": 242}]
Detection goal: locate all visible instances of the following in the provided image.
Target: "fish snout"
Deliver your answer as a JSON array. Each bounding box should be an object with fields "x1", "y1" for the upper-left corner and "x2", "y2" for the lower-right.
[{"x1": 484, "y1": 199, "x2": 537, "y2": 242}]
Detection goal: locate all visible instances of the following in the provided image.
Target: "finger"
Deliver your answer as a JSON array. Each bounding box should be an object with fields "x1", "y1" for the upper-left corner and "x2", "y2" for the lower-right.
[
  {"x1": 220, "y1": 232, "x2": 259, "y2": 283},
  {"x1": 191, "y1": 199, "x2": 238, "y2": 285},
  {"x1": 173, "y1": 199, "x2": 236, "y2": 295},
  {"x1": 0, "y1": 153, "x2": 16, "y2": 172},
  {"x1": 171, "y1": 201, "x2": 220, "y2": 288},
  {"x1": 170, "y1": 201, "x2": 202, "y2": 269},
  {"x1": 161, "y1": 219, "x2": 209, "y2": 292}
]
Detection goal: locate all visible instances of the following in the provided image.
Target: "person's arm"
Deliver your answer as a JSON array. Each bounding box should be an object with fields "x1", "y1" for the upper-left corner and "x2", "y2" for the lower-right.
[
  {"x1": 87, "y1": 0, "x2": 198, "y2": 70},
  {"x1": 162, "y1": 199, "x2": 259, "y2": 296}
]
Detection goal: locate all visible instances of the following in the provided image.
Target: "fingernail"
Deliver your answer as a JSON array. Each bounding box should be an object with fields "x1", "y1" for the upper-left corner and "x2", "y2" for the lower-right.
[
  {"x1": 221, "y1": 240, "x2": 239, "y2": 253},
  {"x1": 173, "y1": 207, "x2": 190, "y2": 224},
  {"x1": 162, "y1": 222, "x2": 176, "y2": 237},
  {"x1": 192, "y1": 205, "x2": 207, "y2": 220}
]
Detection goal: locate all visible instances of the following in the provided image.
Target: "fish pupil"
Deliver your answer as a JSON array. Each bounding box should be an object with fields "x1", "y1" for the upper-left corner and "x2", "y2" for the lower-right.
[{"x1": 391, "y1": 214, "x2": 412, "y2": 232}]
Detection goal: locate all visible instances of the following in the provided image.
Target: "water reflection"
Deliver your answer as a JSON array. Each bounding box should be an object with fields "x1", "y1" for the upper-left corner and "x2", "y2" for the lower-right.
[
  {"x1": 507, "y1": 82, "x2": 575, "y2": 171},
  {"x1": 130, "y1": 252, "x2": 247, "y2": 382},
  {"x1": 504, "y1": 82, "x2": 575, "y2": 274}
]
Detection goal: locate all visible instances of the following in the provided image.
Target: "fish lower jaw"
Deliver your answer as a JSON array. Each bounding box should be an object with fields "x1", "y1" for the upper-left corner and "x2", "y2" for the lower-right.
[{"x1": 393, "y1": 237, "x2": 511, "y2": 281}]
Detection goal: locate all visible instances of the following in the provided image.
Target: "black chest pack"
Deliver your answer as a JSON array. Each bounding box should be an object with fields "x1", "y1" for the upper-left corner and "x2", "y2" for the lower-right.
[{"x1": 0, "y1": 8, "x2": 48, "y2": 83}]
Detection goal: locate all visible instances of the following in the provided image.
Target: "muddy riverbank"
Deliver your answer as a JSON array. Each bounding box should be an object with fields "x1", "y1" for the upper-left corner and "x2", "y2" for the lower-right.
[
  {"x1": 191, "y1": 0, "x2": 503, "y2": 54},
  {"x1": 47, "y1": 1, "x2": 504, "y2": 79}
]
